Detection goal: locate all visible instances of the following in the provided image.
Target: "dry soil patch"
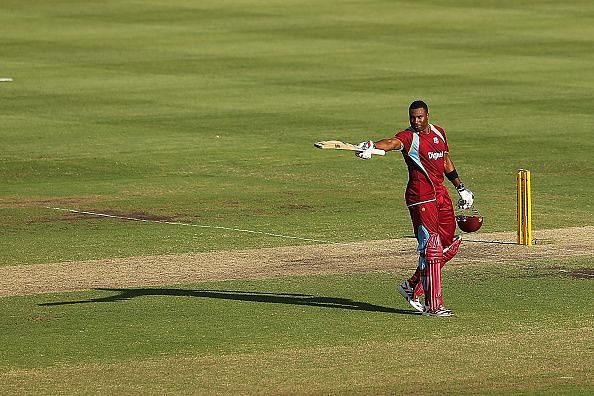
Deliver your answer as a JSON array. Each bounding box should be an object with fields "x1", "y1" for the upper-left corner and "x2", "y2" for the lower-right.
[{"x1": 0, "y1": 226, "x2": 592, "y2": 297}]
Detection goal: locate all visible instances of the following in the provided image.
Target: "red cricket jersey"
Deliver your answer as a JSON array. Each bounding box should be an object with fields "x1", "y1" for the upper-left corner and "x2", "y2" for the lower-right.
[{"x1": 395, "y1": 124, "x2": 450, "y2": 207}]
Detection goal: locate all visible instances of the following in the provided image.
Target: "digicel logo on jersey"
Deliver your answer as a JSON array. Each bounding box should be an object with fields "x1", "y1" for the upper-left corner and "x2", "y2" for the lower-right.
[{"x1": 428, "y1": 151, "x2": 444, "y2": 160}]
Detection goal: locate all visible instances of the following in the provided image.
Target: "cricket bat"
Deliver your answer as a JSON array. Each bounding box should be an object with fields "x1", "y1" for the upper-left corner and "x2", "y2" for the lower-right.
[{"x1": 314, "y1": 140, "x2": 386, "y2": 156}]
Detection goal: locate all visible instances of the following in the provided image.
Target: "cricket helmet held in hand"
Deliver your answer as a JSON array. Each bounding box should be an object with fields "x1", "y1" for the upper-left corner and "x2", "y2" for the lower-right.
[{"x1": 455, "y1": 206, "x2": 483, "y2": 233}]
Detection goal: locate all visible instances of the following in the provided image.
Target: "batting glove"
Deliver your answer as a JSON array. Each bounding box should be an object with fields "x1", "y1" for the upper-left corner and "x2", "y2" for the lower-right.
[
  {"x1": 356, "y1": 140, "x2": 374, "y2": 160},
  {"x1": 456, "y1": 183, "x2": 474, "y2": 209}
]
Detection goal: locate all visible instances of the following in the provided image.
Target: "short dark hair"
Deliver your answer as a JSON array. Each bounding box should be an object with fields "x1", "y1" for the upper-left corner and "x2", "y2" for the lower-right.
[{"x1": 409, "y1": 100, "x2": 428, "y2": 113}]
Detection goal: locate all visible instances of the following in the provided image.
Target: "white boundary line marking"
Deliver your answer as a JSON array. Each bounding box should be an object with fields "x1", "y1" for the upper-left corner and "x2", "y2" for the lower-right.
[
  {"x1": 40, "y1": 208, "x2": 594, "y2": 277},
  {"x1": 44, "y1": 207, "x2": 536, "y2": 248},
  {"x1": 47, "y1": 207, "x2": 344, "y2": 245}
]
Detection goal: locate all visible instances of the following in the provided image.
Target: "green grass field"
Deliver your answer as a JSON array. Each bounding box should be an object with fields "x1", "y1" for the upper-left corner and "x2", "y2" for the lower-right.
[
  {"x1": 1, "y1": 261, "x2": 592, "y2": 394},
  {"x1": 1, "y1": 0, "x2": 593, "y2": 394}
]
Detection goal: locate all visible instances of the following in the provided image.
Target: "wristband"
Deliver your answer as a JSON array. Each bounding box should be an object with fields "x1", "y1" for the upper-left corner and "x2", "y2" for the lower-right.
[{"x1": 445, "y1": 169, "x2": 459, "y2": 182}]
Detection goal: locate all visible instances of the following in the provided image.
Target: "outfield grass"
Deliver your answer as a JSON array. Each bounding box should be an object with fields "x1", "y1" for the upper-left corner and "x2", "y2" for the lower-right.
[
  {"x1": 1, "y1": 0, "x2": 593, "y2": 394},
  {"x1": 1, "y1": 260, "x2": 592, "y2": 394},
  {"x1": 2, "y1": 0, "x2": 594, "y2": 264}
]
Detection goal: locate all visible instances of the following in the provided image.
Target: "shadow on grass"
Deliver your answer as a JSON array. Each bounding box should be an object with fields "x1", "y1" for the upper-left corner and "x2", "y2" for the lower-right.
[{"x1": 39, "y1": 288, "x2": 418, "y2": 315}]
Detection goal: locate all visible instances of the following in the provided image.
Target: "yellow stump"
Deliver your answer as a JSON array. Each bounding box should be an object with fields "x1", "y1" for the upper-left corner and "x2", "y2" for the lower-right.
[{"x1": 517, "y1": 169, "x2": 533, "y2": 245}]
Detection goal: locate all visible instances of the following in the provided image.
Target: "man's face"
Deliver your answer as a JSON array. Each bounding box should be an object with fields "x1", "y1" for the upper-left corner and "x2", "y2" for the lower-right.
[{"x1": 409, "y1": 107, "x2": 429, "y2": 132}]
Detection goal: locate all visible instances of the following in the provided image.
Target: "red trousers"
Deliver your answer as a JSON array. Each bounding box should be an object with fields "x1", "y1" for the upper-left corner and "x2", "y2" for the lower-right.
[
  {"x1": 407, "y1": 188, "x2": 456, "y2": 309},
  {"x1": 409, "y1": 189, "x2": 456, "y2": 248}
]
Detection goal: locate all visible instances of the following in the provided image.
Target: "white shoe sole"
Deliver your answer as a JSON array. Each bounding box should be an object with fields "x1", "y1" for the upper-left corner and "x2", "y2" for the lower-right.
[{"x1": 422, "y1": 309, "x2": 454, "y2": 317}]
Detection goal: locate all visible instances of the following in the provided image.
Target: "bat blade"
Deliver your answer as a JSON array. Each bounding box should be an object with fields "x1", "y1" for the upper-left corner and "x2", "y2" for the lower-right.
[
  {"x1": 314, "y1": 140, "x2": 362, "y2": 151},
  {"x1": 314, "y1": 140, "x2": 386, "y2": 156}
]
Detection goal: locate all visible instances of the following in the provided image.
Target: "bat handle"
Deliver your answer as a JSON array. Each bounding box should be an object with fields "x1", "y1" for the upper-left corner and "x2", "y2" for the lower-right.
[{"x1": 370, "y1": 149, "x2": 386, "y2": 156}]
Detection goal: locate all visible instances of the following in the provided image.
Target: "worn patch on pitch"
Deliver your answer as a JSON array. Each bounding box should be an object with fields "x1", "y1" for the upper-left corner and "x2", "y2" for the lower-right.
[
  {"x1": 0, "y1": 226, "x2": 592, "y2": 297},
  {"x1": 0, "y1": 196, "x2": 107, "y2": 209},
  {"x1": 565, "y1": 268, "x2": 594, "y2": 279}
]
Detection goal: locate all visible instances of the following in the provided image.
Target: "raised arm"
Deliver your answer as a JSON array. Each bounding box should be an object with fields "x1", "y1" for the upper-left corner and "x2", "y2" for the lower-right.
[
  {"x1": 355, "y1": 137, "x2": 403, "y2": 159},
  {"x1": 373, "y1": 137, "x2": 403, "y2": 152}
]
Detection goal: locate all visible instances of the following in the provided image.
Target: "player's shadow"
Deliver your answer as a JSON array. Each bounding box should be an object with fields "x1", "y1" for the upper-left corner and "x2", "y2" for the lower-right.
[{"x1": 39, "y1": 288, "x2": 417, "y2": 315}]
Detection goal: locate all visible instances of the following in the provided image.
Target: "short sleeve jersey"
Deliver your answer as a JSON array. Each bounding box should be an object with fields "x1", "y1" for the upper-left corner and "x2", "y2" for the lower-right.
[{"x1": 395, "y1": 124, "x2": 449, "y2": 206}]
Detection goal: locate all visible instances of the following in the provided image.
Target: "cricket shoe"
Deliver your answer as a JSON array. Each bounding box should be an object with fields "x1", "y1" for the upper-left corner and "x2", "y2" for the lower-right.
[
  {"x1": 422, "y1": 306, "x2": 454, "y2": 317},
  {"x1": 397, "y1": 280, "x2": 424, "y2": 313}
]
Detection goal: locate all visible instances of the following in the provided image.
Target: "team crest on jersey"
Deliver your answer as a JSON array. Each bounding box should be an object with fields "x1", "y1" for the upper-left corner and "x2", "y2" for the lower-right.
[{"x1": 433, "y1": 137, "x2": 439, "y2": 144}]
